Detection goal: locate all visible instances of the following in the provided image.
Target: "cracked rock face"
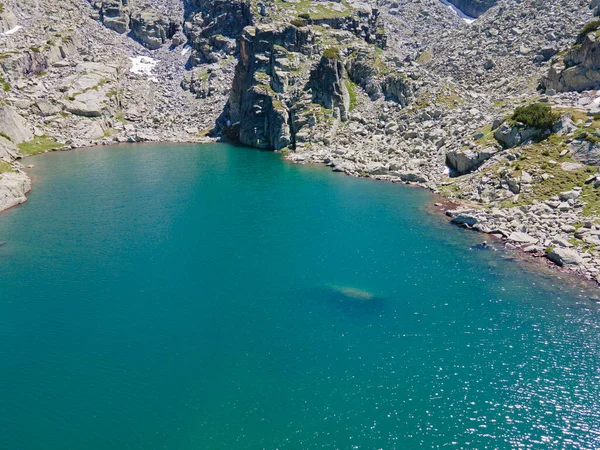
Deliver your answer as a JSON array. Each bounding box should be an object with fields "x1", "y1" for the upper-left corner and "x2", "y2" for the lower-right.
[{"x1": 544, "y1": 32, "x2": 600, "y2": 93}]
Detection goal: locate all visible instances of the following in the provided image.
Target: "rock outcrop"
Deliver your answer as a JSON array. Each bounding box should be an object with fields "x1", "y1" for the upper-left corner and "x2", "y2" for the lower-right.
[
  {"x1": 184, "y1": 0, "x2": 252, "y2": 65},
  {"x1": 218, "y1": 24, "x2": 314, "y2": 150},
  {"x1": 307, "y1": 51, "x2": 350, "y2": 121},
  {"x1": 0, "y1": 106, "x2": 34, "y2": 144},
  {"x1": 543, "y1": 30, "x2": 600, "y2": 92},
  {"x1": 90, "y1": 0, "x2": 130, "y2": 34},
  {"x1": 446, "y1": 147, "x2": 498, "y2": 175},
  {"x1": 0, "y1": 172, "x2": 31, "y2": 212},
  {"x1": 130, "y1": 11, "x2": 176, "y2": 50},
  {"x1": 493, "y1": 122, "x2": 543, "y2": 148}
]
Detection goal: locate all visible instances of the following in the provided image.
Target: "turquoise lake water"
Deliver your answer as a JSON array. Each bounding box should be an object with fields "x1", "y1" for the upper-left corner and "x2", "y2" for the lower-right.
[{"x1": 1, "y1": 143, "x2": 600, "y2": 449}]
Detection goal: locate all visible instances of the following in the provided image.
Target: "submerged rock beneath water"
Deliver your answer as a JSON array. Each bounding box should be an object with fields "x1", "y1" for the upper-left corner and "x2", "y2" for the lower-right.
[{"x1": 328, "y1": 285, "x2": 376, "y2": 300}]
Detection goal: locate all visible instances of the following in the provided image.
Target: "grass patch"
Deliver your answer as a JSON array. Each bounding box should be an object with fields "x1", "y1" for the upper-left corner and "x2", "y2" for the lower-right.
[
  {"x1": 17, "y1": 136, "x2": 63, "y2": 156},
  {"x1": 492, "y1": 136, "x2": 600, "y2": 215},
  {"x1": 580, "y1": 20, "x2": 600, "y2": 40},
  {"x1": 0, "y1": 161, "x2": 13, "y2": 174},
  {"x1": 474, "y1": 124, "x2": 496, "y2": 146},
  {"x1": 0, "y1": 132, "x2": 12, "y2": 142},
  {"x1": 416, "y1": 49, "x2": 433, "y2": 64},
  {"x1": 323, "y1": 46, "x2": 341, "y2": 60},
  {"x1": 436, "y1": 87, "x2": 463, "y2": 109},
  {"x1": 345, "y1": 79, "x2": 358, "y2": 111}
]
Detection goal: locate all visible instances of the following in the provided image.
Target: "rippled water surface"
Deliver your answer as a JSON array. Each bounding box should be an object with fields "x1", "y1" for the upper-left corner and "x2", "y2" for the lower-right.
[{"x1": 1, "y1": 143, "x2": 599, "y2": 449}]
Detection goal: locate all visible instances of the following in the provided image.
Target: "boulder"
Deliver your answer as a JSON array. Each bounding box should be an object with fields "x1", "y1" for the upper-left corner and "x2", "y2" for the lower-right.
[
  {"x1": 0, "y1": 135, "x2": 18, "y2": 162},
  {"x1": 508, "y1": 232, "x2": 538, "y2": 245},
  {"x1": 570, "y1": 139, "x2": 600, "y2": 166},
  {"x1": 446, "y1": 147, "x2": 497, "y2": 175},
  {"x1": 451, "y1": 214, "x2": 478, "y2": 227},
  {"x1": 543, "y1": 32, "x2": 600, "y2": 92},
  {"x1": 0, "y1": 172, "x2": 31, "y2": 212},
  {"x1": 0, "y1": 106, "x2": 34, "y2": 144},
  {"x1": 546, "y1": 248, "x2": 584, "y2": 267},
  {"x1": 130, "y1": 11, "x2": 173, "y2": 50},
  {"x1": 494, "y1": 122, "x2": 542, "y2": 148}
]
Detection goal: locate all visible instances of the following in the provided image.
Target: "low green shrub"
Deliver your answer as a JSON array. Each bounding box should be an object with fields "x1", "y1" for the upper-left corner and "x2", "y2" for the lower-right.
[
  {"x1": 511, "y1": 103, "x2": 560, "y2": 131},
  {"x1": 291, "y1": 19, "x2": 307, "y2": 27},
  {"x1": 322, "y1": 47, "x2": 341, "y2": 60},
  {"x1": 579, "y1": 20, "x2": 600, "y2": 39}
]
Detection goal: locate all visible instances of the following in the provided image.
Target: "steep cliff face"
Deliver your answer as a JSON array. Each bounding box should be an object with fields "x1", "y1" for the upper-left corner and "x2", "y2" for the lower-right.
[
  {"x1": 446, "y1": 0, "x2": 497, "y2": 17},
  {"x1": 543, "y1": 30, "x2": 600, "y2": 92},
  {"x1": 219, "y1": 24, "x2": 314, "y2": 150},
  {"x1": 307, "y1": 52, "x2": 350, "y2": 121}
]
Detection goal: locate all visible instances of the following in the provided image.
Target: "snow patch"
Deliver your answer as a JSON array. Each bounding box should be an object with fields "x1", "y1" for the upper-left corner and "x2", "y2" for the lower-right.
[
  {"x1": 443, "y1": 166, "x2": 451, "y2": 176},
  {"x1": 181, "y1": 45, "x2": 191, "y2": 56},
  {"x1": 2, "y1": 25, "x2": 23, "y2": 36},
  {"x1": 129, "y1": 56, "x2": 158, "y2": 82},
  {"x1": 439, "y1": 0, "x2": 476, "y2": 24}
]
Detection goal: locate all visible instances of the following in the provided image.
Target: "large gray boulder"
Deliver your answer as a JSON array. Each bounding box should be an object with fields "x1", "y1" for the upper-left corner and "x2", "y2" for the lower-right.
[
  {"x1": 546, "y1": 248, "x2": 584, "y2": 267},
  {"x1": 494, "y1": 122, "x2": 542, "y2": 149},
  {"x1": 570, "y1": 139, "x2": 600, "y2": 166},
  {"x1": 0, "y1": 136, "x2": 18, "y2": 162},
  {"x1": 130, "y1": 11, "x2": 173, "y2": 50},
  {"x1": 446, "y1": 147, "x2": 497, "y2": 175},
  {"x1": 0, "y1": 172, "x2": 31, "y2": 212},
  {"x1": 0, "y1": 106, "x2": 34, "y2": 145}
]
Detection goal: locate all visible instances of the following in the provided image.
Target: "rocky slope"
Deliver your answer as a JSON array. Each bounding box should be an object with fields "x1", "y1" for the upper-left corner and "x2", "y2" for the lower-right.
[{"x1": 3, "y1": 0, "x2": 600, "y2": 284}]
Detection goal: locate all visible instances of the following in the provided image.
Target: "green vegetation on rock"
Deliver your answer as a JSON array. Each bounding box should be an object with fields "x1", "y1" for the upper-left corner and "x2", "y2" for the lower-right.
[
  {"x1": 18, "y1": 137, "x2": 63, "y2": 156},
  {"x1": 345, "y1": 79, "x2": 358, "y2": 111},
  {"x1": 579, "y1": 20, "x2": 600, "y2": 39},
  {"x1": 511, "y1": 103, "x2": 560, "y2": 131},
  {"x1": 0, "y1": 161, "x2": 13, "y2": 174},
  {"x1": 322, "y1": 47, "x2": 341, "y2": 60}
]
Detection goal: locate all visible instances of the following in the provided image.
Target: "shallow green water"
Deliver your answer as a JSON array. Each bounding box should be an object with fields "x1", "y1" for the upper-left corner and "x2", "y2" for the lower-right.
[{"x1": 1, "y1": 143, "x2": 600, "y2": 449}]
